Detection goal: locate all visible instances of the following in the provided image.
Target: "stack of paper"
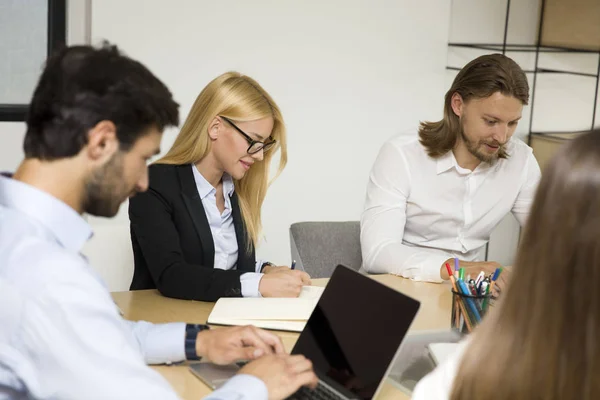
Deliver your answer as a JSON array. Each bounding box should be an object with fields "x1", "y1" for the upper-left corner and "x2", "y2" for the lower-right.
[
  {"x1": 207, "y1": 286, "x2": 325, "y2": 332},
  {"x1": 427, "y1": 343, "x2": 460, "y2": 366}
]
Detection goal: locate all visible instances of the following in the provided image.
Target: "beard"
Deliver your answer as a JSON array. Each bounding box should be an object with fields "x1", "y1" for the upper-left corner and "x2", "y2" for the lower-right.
[
  {"x1": 460, "y1": 120, "x2": 506, "y2": 163},
  {"x1": 83, "y1": 152, "x2": 130, "y2": 217}
]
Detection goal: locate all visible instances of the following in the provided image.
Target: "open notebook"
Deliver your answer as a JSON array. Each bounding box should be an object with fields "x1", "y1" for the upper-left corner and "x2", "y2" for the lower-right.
[{"x1": 207, "y1": 286, "x2": 325, "y2": 332}]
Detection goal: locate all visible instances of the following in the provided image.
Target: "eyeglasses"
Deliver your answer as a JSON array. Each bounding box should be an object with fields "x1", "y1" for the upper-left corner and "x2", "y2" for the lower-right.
[{"x1": 220, "y1": 116, "x2": 277, "y2": 155}]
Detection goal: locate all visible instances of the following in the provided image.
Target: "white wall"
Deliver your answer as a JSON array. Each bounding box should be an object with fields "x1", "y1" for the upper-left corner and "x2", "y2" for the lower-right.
[
  {"x1": 0, "y1": 122, "x2": 26, "y2": 171},
  {"x1": 86, "y1": 0, "x2": 452, "y2": 289}
]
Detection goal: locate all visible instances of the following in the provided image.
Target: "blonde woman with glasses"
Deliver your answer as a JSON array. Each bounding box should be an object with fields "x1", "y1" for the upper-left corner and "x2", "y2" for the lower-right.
[{"x1": 129, "y1": 72, "x2": 310, "y2": 302}]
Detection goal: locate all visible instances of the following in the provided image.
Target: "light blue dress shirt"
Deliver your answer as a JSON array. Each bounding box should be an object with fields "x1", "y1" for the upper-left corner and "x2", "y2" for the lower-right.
[
  {"x1": 191, "y1": 165, "x2": 264, "y2": 297},
  {"x1": 0, "y1": 175, "x2": 267, "y2": 400}
]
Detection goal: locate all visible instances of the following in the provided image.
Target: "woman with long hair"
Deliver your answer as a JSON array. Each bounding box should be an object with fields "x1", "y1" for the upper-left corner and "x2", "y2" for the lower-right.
[
  {"x1": 128, "y1": 72, "x2": 310, "y2": 301},
  {"x1": 412, "y1": 129, "x2": 600, "y2": 399}
]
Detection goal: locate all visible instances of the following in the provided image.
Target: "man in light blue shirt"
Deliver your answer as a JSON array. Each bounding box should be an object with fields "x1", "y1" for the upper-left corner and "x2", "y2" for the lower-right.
[{"x1": 0, "y1": 43, "x2": 316, "y2": 400}]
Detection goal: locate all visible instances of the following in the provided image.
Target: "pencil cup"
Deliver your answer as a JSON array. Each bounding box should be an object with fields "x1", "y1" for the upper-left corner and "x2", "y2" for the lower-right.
[{"x1": 450, "y1": 290, "x2": 493, "y2": 334}]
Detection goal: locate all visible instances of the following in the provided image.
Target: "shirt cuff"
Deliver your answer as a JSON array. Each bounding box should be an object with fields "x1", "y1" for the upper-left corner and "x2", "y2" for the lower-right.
[
  {"x1": 254, "y1": 259, "x2": 264, "y2": 273},
  {"x1": 133, "y1": 321, "x2": 186, "y2": 364},
  {"x1": 203, "y1": 374, "x2": 268, "y2": 400},
  {"x1": 240, "y1": 272, "x2": 264, "y2": 298},
  {"x1": 402, "y1": 252, "x2": 451, "y2": 283}
]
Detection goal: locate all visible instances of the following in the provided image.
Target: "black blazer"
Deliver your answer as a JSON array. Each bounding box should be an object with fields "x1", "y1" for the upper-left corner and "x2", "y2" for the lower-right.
[{"x1": 129, "y1": 163, "x2": 256, "y2": 302}]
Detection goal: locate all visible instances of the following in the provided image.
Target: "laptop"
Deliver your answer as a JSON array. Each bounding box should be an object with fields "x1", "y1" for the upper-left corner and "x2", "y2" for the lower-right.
[{"x1": 190, "y1": 265, "x2": 421, "y2": 400}]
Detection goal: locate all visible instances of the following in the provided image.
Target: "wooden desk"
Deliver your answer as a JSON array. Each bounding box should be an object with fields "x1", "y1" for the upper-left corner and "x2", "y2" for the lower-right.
[{"x1": 112, "y1": 275, "x2": 452, "y2": 399}]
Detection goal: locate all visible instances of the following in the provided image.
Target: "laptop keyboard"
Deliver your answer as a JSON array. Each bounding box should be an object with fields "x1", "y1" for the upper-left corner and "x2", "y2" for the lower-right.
[{"x1": 287, "y1": 382, "x2": 345, "y2": 400}]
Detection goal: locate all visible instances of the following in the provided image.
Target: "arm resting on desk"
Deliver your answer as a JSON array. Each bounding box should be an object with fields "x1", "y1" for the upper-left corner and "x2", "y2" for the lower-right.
[{"x1": 360, "y1": 142, "x2": 448, "y2": 283}]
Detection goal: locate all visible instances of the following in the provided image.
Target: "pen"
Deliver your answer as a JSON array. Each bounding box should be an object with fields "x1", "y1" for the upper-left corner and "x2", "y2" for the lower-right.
[
  {"x1": 488, "y1": 267, "x2": 502, "y2": 293},
  {"x1": 458, "y1": 279, "x2": 482, "y2": 322},
  {"x1": 478, "y1": 280, "x2": 489, "y2": 310},
  {"x1": 479, "y1": 281, "x2": 488, "y2": 296},
  {"x1": 446, "y1": 263, "x2": 473, "y2": 332},
  {"x1": 291, "y1": 260, "x2": 296, "y2": 270},
  {"x1": 459, "y1": 267, "x2": 465, "y2": 281},
  {"x1": 445, "y1": 263, "x2": 452, "y2": 280},
  {"x1": 475, "y1": 271, "x2": 485, "y2": 288},
  {"x1": 454, "y1": 257, "x2": 459, "y2": 272},
  {"x1": 482, "y1": 282, "x2": 492, "y2": 310},
  {"x1": 467, "y1": 280, "x2": 477, "y2": 296}
]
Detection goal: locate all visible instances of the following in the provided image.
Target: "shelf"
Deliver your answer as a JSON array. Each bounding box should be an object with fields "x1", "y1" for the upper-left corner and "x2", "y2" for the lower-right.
[
  {"x1": 446, "y1": 66, "x2": 599, "y2": 78},
  {"x1": 529, "y1": 131, "x2": 589, "y2": 170},
  {"x1": 448, "y1": 43, "x2": 600, "y2": 54}
]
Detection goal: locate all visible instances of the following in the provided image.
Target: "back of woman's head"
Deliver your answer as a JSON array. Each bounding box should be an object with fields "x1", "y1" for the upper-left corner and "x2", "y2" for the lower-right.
[
  {"x1": 158, "y1": 72, "x2": 287, "y2": 248},
  {"x1": 451, "y1": 130, "x2": 600, "y2": 400}
]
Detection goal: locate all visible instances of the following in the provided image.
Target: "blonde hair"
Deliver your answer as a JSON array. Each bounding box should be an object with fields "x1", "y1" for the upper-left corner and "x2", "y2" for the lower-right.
[
  {"x1": 157, "y1": 72, "x2": 287, "y2": 249},
  {"x1": 419, "y1": 53, "x2": 529, "y2": 158}
]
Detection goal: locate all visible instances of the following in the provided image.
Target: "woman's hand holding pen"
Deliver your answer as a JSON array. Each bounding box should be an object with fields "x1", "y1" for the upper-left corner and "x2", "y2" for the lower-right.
[{"x1": 259, "y1": 265, "x2": 311, "y2": 297}]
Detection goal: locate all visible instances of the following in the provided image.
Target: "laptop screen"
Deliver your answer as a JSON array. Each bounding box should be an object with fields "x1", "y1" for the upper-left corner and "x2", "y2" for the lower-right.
[{"x1": 291, "y1": 265, "x2": 420, "y2": 399}]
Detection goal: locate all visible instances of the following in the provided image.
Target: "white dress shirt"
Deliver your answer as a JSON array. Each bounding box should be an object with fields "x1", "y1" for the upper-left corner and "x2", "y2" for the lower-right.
[
  {"x1": 0, "y1": 175, "x2": 267, "y2": 400},
  {"x1": 191, "y1": 166, "x2": 264, "y2": 297},
  {"x1": 361, "y1": 136, "x2": 541, "y2": 282},
  {"x1": 411, "y1": 339, "x2": 470, "y2": 400}
]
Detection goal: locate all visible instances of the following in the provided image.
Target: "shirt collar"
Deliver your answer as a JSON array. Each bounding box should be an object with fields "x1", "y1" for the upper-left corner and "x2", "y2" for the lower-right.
[
  {"x1": 436, "y1": 151, "x2": 455, "y2": 175},
  {"x1": 436, "y1": 150, "x2": 499, "y2": 175},
  {"x1": 222, "y1": 174, "x2": 235, "y2": 197},
  {"x1": 0, "y1": 175, "x2": 93, "y2": 252},
  {"x1": 191, "y1": 165, "x2": 235, "y2": 200}
]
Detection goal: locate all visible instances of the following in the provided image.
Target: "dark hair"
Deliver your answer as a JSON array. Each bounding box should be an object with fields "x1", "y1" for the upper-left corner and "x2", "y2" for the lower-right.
[
  {"x1": 24, "y1": 42, "x2": 179, "y2": 160},
  {"x1": 419, "y1": 53, "x2": 529, "y2": 158},
  {"x1": 451, "y1": 130, "x2": 600, "y2": 400}
]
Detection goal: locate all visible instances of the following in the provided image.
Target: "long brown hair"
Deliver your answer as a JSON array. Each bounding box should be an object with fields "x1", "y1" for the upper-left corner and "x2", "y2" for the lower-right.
[
  {"x1": 451, "y1": 130, "x2": 600, "y2": 400},
  {"x1": 157, "y1": 72, "x2": 287, "y2": 249},
  {"x1": 419, "y1": 53, "x2": 529, "y2": 158}
]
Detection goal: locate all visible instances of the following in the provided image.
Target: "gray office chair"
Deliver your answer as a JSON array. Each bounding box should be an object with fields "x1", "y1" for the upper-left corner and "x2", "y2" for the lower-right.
[{"x1": 289, "y1": 221, "x2": 362, "y2": 278}]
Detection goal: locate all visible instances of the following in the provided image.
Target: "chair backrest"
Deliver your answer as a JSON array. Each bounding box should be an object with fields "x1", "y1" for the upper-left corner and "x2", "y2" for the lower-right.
[{"x1": 289, "y1": 221, "x2": 362, "y2": 278}]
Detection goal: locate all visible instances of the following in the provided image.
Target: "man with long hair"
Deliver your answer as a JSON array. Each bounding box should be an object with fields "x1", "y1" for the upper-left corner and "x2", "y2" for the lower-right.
[
  {"x1": 361, "y1": 54, "x2": 541, "y2": 286},
  {"x1": 0, "y1": 43, "x2": 316, "y2": 399},
  {"x1": 412, "y1": 129, "x2": 600, "y2": 399}
]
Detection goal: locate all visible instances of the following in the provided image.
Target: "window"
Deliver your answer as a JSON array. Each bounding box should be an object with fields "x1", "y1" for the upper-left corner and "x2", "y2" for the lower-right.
[{"x1": 0, "y1": 0, "x2": 66, "y2": 122}]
